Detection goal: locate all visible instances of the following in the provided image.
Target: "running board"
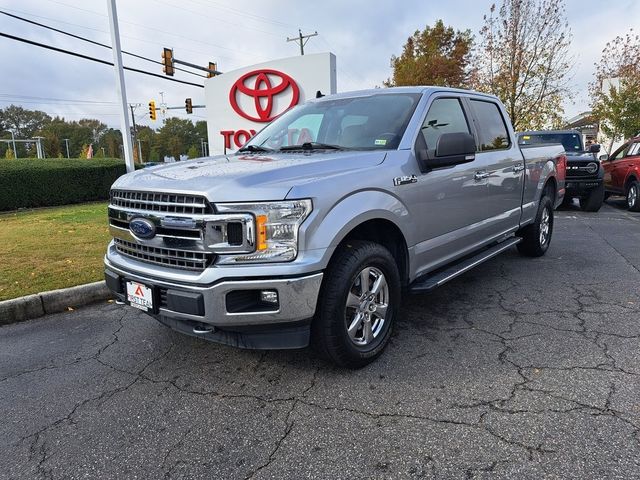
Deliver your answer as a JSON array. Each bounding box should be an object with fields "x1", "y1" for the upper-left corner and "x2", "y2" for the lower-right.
[{"x1": 409, "y1": 237, "x2": 522, "y2": 294}]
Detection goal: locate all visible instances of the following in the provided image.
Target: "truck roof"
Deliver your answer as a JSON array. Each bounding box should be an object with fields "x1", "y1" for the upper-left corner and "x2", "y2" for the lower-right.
[
  {"x1": 518, "y1": 129, "x2": 581, "y2": 136},
  {"x1": 312, "y1": 86, "x2": 501, "y2": 103}
]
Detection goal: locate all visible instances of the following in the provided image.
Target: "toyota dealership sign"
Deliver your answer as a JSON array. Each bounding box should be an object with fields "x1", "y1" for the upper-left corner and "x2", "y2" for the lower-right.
[{"x1": 204, "y1": 53, "x2": 337, "y2": 154}]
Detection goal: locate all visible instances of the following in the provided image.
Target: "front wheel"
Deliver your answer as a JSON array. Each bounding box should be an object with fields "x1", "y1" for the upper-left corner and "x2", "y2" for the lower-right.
[
  {"x1": 627, "y1": 181, "x2": 640, "y2": 212},
  {"x1": 312, "y1": 241, "x2": 401, "y2": 368},
  {"x1": 516, "y1": 195, "x2": 554, "y2": 257}
]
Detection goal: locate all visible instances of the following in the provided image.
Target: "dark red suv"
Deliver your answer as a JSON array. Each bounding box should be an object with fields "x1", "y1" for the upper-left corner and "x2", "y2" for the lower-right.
[{"x1": 602, "y1": 136, "x2": 640, "y2": 211}]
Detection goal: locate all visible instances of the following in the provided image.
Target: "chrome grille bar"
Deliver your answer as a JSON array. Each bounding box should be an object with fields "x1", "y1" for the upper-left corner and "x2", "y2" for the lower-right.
[
  {"x1": 114, "y1": 238, "x2": 213, "y2": 271},
  {"x1": 110, "y1": 190, "x2": 211, "y2": 215}
]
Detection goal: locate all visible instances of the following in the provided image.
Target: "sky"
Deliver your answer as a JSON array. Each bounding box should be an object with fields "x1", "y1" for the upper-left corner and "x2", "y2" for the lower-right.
[{"x1": 0, "y1": 0, "x2": 638, "y2": 131}]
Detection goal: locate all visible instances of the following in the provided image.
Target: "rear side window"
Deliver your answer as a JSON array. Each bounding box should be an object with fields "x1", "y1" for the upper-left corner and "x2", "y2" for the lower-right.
[
  {"x1": 421, "y1": 98, "x2": 471, "y2": 150},
  {"x1": 470, "y1": 100, "x2": 511, "y2": 151},
  {"x1": 627, "y1": 142, "x2": 640, "y2": 156}
]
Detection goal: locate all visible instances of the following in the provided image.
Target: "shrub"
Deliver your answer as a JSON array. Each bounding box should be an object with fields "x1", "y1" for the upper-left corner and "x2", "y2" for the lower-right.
[{"x1": 0, "y1": 158, "x2": 128, "y2": 211}]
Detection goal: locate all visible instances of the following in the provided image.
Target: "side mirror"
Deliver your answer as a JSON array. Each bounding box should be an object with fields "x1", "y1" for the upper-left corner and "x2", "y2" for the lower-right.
[
  {"x1": 599, "y1": 154, "x2": 609, "y2": 161},
  {"x1": 589, "y1": 144, "x2": 601, "y2": 154},
  {"x1": 416, "y1": 132, "x2": 476, "y2": 171}
]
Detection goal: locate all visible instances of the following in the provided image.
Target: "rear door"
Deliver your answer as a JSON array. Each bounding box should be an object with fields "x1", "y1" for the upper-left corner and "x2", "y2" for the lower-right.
[{"x1": 467, "y1": 98, "x2": 524, "y2": 237}]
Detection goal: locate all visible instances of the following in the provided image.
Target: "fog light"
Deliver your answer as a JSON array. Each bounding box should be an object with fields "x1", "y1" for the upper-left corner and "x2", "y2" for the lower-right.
[{"x1": 260, "y1": 290, "x2": 278, "y2": 304}]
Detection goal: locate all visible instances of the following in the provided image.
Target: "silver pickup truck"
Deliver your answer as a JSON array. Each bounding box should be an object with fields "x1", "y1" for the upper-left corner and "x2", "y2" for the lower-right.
[{"x1": 104, "y1": 87, "x2": 566, "y2": 368}]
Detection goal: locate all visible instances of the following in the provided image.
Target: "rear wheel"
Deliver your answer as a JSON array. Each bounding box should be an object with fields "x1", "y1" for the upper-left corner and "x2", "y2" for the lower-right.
[
  {"x1": 517, "y1": 195, "x2": 554, "y2": 257},
  {"x1": 312, "y1": 241, "x2": 400, "y2": 368},
  {"x1": 627, "y1": 181, "x2": 640, "y2": 212},
  {"x1": 580, "y1": 183, "x2": 604, "y2": 212}
]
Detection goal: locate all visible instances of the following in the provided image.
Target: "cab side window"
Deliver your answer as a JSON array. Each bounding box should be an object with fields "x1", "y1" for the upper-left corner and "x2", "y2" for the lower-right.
[
  {"x1": 469, "y1": 100, "x2": 511, "y2": 151},
  {"x1": 421, "y1": 98, "x2": 471, "y2": 153}
]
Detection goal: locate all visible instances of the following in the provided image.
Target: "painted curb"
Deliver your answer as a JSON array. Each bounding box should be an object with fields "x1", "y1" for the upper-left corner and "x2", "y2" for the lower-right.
[{"x1": 0, "y1": 281, "x2": 113, "y2": 326}]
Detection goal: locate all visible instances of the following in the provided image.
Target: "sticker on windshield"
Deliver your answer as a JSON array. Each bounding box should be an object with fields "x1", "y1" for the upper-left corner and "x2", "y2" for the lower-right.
[{"x1": 374, "y1": 139, "x2": 387, "y2": 146}]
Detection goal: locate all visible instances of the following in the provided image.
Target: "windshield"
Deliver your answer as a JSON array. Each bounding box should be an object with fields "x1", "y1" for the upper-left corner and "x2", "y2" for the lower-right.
[
  {"x1": 519, "y1": 133, "x2": 583, "y2": 153},
  {"x1": 243, "y1": 93, "x2": 422, "y2": 152}
]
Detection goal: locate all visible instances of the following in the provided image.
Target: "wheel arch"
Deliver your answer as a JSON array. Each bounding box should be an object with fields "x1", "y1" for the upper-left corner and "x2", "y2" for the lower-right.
[
  {"x1": 335, "y1": 219, "x2": 410, "y2": 287},
  {"x1": 624, "y1": 174, "x2": 638, "y2": 192}
]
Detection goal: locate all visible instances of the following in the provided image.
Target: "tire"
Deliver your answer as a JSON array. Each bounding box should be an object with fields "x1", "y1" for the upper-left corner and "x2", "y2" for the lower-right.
[
  {"x1": 627, "y1": 181, "x2": 640, "y2": 212},
  {"x1": 312, "y1": 240, "x2": 401, "y2": 368},
  {"x1": 560, "y1": 194, "x2": 573, "y2": 209},
  {"x1": 516, "y1": 195, "x2": 554, "y2": 257},
  {"x1": 580, "y1": 183, "x2": 604, "y2": 212}
]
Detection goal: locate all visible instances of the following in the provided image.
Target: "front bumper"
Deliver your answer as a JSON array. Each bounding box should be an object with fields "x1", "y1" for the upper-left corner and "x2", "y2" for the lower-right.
[
  {"x1": 565, "y1": 177, "x2": 602, "y2": 195},
  {"x1": 104, "y1": 257, "x2": 323, "y2": 349}
]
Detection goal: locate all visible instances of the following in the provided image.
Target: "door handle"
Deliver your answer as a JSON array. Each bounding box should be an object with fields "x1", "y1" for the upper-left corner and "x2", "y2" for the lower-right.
[
  {"x1": 513, "y1": 163, "x2": 525, "y2": 173},
  {"x1": 474, "y1": 171, "x2": 489, "y2": 181}
]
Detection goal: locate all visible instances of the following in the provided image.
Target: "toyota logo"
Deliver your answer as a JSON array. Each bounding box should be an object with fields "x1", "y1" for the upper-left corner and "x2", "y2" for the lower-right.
[{"x1": 229, "y1": 69, "x2": 300, "y2": 123}]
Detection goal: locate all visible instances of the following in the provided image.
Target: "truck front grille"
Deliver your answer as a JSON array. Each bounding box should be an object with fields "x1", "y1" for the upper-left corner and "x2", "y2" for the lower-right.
[
  {"x1": 110, "y1": 190, "x2": 211, "y2": 215},
  {"x1": 566, "y1": 162, "x2": 599, "y2": 178},
  {"x1": 114, "y1": 238, "x2": 213, "y2": 271}
]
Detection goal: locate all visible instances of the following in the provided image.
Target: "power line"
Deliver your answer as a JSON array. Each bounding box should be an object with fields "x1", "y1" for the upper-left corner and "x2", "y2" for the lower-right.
[
  {"x1": 0, "y1": 94, "x2": 117, "y2": 105},
  {"x1": 0, "y1": 32, "x2": 205, "y2": 88},
  {"x1": 0, "y1": 99, "x2": 118, "y2": 106},
  {"x1": 0, "y1": 6, "x2": 258, "y2": 64},
  {"x1": 43, "y1": 0, "x2": 278, "y2": 56},
  {"x1": 178, "y1": 0, "x2": 298, "y2": 29},
  {"x1": 0, "y1": 10, "x2": 206, "y2": 78}
]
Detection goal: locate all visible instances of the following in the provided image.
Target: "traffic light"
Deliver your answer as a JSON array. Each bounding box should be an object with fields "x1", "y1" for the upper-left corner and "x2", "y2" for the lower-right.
[
  {"x1": 162, "y1": 48, "x2": 174, "y2": 76},
  {"x1": 207, "y1": 62, "x2": 217, "y2": 78},
  {"x1": 185, "y1": 98, "x2": 193, "y2": 114},
  {"x1": 148, "y1": 100, "x2": 157, "y2": 121}
]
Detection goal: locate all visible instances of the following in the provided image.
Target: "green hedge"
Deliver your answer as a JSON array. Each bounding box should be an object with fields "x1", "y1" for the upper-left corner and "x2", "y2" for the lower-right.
[{"x1": 0, "y1": 158, "x2": 128, "y2": 211}]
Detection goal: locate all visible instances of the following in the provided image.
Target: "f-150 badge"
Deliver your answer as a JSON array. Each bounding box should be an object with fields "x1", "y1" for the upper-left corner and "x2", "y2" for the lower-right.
[{"x1": 393, "y1": 175, "x2": 418, "y2": 186}]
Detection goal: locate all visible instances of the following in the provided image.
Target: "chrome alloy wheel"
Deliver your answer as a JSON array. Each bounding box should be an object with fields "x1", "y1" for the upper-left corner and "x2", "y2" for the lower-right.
[
  {"x1": 628, "y1": 185, "x2": 637, "y2": 209},
  {"x1": 344, "y1": 266, "x2": 389, "y2": 347},
  {"x1": 539, "y1": 206, "x2": 551, "y2": 246}
]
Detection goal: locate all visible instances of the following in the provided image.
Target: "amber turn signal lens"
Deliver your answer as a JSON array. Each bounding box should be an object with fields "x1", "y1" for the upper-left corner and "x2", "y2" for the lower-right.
[{"x1": 256, "y1": 215, "x2": 267, "y2": 250}]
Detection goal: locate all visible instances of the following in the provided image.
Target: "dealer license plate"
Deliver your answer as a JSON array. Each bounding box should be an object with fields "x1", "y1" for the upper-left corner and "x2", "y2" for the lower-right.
[{"x1": 126, "y1": 281, "x2": 154, "y2": 312}]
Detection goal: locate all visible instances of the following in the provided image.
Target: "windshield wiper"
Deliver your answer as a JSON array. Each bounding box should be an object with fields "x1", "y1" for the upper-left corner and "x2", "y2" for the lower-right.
[
  {"x1": 279, "y1": 142, "x2": 346, "y2": 151},
  {"x1": 237, "y1": 144, "x2": 274, "y2": 153}
]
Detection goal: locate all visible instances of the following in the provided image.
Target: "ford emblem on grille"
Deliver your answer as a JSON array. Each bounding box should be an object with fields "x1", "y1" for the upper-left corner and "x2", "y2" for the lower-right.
[{"x1": 129, "y1": 218, "x2": 156, "y2": 239}]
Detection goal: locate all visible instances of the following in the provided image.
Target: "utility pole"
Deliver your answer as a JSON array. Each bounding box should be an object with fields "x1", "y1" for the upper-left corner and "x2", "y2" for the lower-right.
[
  {"x1": 107, "y1": 0, "x2": 134, "y2": 173},
  {"x1": 137, "y1": 139, "x2": 143, "y2": 163},
  {"x1": 63, "y1": 138, "x2": 70, "y2": 158},
  {"x1": 286, "y1": 29, "x2": 318, "y2": 55}
]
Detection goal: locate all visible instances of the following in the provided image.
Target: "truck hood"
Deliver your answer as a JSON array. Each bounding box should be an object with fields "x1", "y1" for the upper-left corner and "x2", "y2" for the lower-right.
[{"x1": 112, "y1": 151, "x2": 386, "y2": 202}]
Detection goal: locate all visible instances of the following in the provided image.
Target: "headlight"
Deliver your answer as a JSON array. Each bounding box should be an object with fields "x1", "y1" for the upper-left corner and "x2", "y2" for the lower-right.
[{"x1": 214, "y1": 199, "x2": 312, "y2": 263}]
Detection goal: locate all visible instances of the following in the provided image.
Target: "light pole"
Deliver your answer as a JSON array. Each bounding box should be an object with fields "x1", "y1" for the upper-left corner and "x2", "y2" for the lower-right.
[
  {"x1": 9, "y1": 131, "x2": 17, "y2": 158},
  {"x1": 63, "y1": 138, "x2": 70, "y2": 158},
  {"x1": 107, "y1": 0, "x2": 134, "y2": 173}
]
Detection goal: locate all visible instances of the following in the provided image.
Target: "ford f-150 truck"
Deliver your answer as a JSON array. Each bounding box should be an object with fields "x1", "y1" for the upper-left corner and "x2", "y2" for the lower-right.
[
  {"x1": 104, "y1": 87, "x2": 565, "y2": 368},
  {"x1": 518, "y1": 130, "x2": 602, "y2": 211}
]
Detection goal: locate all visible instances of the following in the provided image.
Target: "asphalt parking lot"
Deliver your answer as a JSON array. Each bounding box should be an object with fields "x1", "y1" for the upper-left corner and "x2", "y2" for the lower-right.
[{"x1": 2, "y1": 200, "x2": 640, "y2": 480}]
